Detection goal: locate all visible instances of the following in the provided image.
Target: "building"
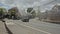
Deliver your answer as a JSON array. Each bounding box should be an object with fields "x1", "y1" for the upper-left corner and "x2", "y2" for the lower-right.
[{"x1": 46, "y1": 4, "x2": 60, "y2": 21}]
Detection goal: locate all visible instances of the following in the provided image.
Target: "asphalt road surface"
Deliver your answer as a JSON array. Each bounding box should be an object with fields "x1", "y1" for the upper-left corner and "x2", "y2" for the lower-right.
[{"x1": 5, "y1": 19, "x2": 60, "y2": 34}]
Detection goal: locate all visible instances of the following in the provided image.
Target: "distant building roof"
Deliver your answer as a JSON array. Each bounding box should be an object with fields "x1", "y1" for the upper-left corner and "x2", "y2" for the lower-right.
[{"x1": 8, "y1": 7, "x2": 19, "y2": 12}]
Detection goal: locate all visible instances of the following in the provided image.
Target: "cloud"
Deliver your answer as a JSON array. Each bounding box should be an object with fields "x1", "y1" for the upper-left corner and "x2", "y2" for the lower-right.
[{"x1": 0, "y1": 0, "x2": 59, "y2": 11}]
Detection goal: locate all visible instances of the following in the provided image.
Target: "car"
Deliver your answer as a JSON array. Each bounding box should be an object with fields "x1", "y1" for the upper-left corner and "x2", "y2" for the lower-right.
[
  {"x1": 21, "y1": 19, "x2": 29, "y2": 22},
  {"x1": 21, "y1": 16, "x2": 29, "y2": 22}
]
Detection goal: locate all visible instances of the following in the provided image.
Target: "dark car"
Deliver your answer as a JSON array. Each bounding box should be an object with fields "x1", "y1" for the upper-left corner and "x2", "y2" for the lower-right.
[{"x1": 21, "y1": 16, "x2": 29, "y2": 22}]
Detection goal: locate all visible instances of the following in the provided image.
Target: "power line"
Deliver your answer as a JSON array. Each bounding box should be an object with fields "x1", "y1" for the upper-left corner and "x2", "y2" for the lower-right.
[
  {"x1": 41, "y1": 0, "x2": 57, "y2": 6},
  {"x1": 33, "y1": 0, "x2": 57, "y2": 8}
]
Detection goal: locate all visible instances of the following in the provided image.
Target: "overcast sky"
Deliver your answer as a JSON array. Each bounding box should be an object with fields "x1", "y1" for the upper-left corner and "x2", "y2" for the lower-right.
[{"x1": 0, "y1": 0, "x2": 60, "y2": 12}]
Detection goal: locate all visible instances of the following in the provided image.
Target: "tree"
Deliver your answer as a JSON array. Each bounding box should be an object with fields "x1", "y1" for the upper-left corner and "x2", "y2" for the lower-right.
[
  {"x1": 31, "y1": 10, "x2": 36, "y2": 17},
  {"x1": 27, "y1": 8, "x2": 33, "y2": 13}
]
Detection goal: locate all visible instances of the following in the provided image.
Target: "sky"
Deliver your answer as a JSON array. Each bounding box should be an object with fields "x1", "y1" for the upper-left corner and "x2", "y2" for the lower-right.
[{"x1": 0, "y1": 0, "x2": 60, "y2": 12}]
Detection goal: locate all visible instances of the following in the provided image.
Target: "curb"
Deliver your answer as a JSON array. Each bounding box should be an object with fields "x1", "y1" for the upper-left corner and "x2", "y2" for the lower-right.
[{"x1": 4, "y1": 22, "x2": 13, "y2": 34}]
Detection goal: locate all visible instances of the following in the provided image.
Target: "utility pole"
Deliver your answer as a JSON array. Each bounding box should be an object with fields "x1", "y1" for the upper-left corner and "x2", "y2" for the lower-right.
[{"x1": 37, "y1": 6, "x2": 41, "y2": 20}]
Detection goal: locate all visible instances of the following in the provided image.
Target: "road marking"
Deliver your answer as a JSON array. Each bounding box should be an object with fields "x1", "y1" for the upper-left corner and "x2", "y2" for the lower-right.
[{"x1": 15, "y1": 23, "x2": 51, "y2": 34}]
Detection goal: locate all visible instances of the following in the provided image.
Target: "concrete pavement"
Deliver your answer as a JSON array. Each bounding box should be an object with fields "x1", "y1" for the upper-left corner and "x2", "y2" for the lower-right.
[{"x1": 0, "y1": 21, "x2": 7, "y2": 34}]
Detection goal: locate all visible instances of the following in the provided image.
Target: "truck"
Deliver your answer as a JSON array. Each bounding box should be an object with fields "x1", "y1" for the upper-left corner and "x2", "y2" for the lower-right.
[
  {"x1": 8, "y1": 7, "x2": 34, "y2": 22},
  {"x1": 8, "y1": 7, "x2": 21, "y2": 20}
]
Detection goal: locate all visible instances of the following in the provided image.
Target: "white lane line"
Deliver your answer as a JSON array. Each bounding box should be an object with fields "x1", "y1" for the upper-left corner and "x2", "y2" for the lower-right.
[{"x1": 16, "y1": 23, "x2": 51, "y2": 34}]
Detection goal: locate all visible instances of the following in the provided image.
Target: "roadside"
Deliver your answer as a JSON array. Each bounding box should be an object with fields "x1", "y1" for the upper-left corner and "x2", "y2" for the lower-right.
[
  {"x1": 0, "y1": 21, "x2": 8, "y2": 34},
  {"x1": 33, "y1": 17, "x2": 60, "y2": 24},
  {"x1": 41, "y1": 19, "x2": 60, "y2": 24}
]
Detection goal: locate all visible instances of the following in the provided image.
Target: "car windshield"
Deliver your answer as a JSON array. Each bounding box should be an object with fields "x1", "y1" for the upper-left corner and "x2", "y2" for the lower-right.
[{"x1": 0, "y1": 0, "x2": 60, "y2": 34}]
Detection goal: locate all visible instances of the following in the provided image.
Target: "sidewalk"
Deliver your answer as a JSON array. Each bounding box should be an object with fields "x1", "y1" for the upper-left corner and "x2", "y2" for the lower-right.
[{"x1": 0, "y1": 21, "x2": 7, "y2": 34}]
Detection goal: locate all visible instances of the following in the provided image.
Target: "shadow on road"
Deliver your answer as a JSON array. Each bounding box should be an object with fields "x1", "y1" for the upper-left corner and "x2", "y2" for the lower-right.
[{"x1": 4, "y1": 21, "x2": 13, "y2": 34}]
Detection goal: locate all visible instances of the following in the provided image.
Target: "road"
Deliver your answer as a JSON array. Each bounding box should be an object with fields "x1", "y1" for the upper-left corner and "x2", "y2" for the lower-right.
[{"x1": 5, "y1": 19, "x2": 60, "y2": 34}]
